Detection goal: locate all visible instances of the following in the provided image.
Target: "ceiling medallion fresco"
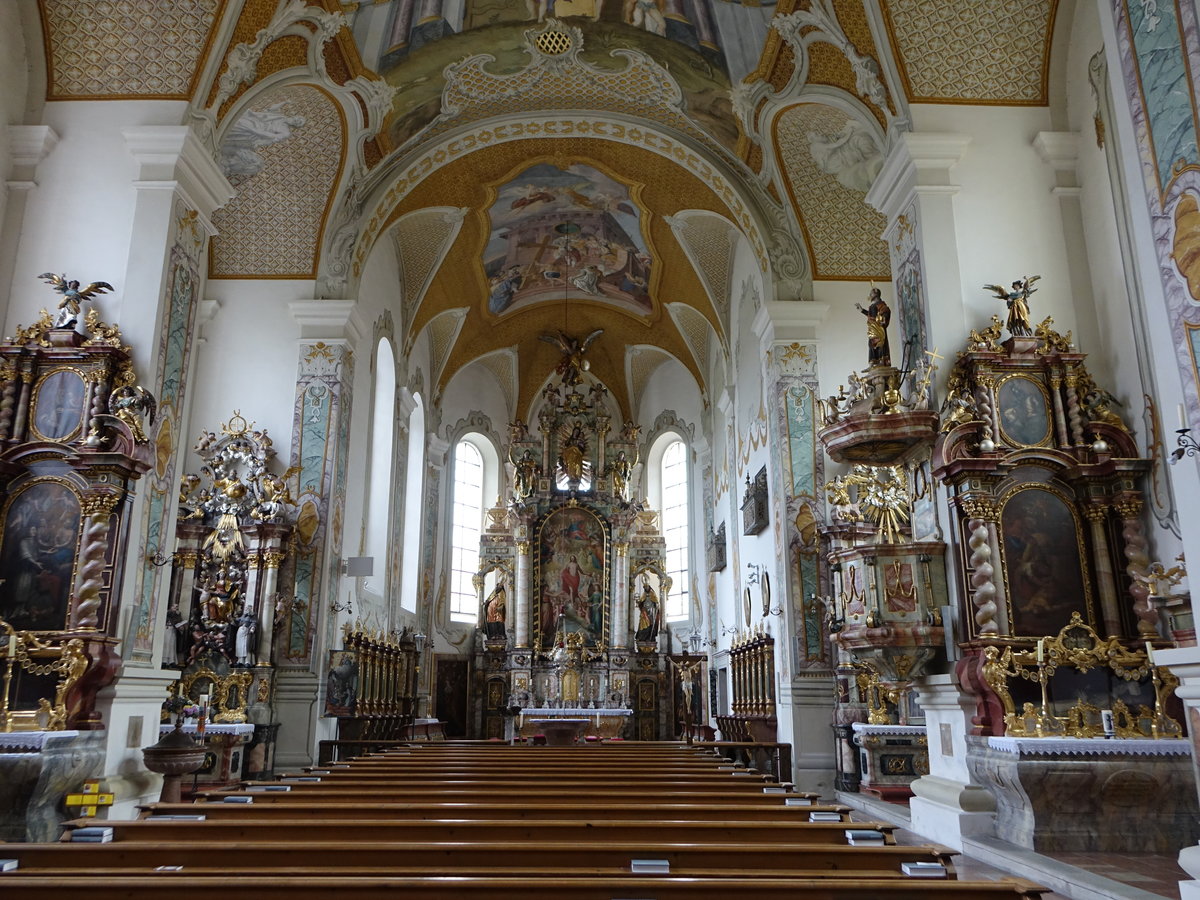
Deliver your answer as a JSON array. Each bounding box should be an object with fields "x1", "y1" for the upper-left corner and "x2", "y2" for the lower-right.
[{"x1": 484, "y1": 162, "x2": 652, "y2": 317}]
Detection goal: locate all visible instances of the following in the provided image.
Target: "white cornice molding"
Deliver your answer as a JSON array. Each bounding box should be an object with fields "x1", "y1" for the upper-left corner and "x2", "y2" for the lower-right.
[
  {"x1": 121, "y1": 126, "x2": 234, "y2": 220},
  {"x1": 866, "y1": 132, "x2": 971, "y2": 221},
  {"x1": 1032, "y1": 131, "x2": 1080, "y2": 171},
  {"x1": 8, "y1": 125, "x2": 59, "y2": 170},
  {"x1": 752, "y1": 300, "x2": 830, "y2": 346},
  {"x1": 289, "y1": 299, "x2": 366, "y2": 343}
]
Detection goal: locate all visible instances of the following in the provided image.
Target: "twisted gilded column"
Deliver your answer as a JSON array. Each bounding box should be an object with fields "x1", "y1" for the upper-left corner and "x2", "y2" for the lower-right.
[
  {"x1": 962, "y1": 497, "x2": 1000, "y2": 635},
  {"x1": 1116, "y1": 498, "x2": 1159, "y2": 636}
]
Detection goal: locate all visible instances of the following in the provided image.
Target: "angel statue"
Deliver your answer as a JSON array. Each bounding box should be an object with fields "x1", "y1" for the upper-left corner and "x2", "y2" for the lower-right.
[
  {"x1": 539, "y1": 329, "x2": 603, "y2": 386},
  {"x1": 38, "y1": 273, "x2": 114, "y2": 328},
  {"x1": 983, "y1": 275, "x2": 1041, "y2": 337},
  {"x1": 108, "y1": 373, "x2": 156, "y2": 444}
]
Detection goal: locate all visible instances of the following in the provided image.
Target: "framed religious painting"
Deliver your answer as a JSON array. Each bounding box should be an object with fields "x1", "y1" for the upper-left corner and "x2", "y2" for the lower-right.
[
  {"x1": 533, "y1": 506, "x2": 608, "y2": 650},
  {"x1": 996, "y1": 375, "x2": 1052, "y2": 448},
  {"x1": 29, "y1": 368, "x2": 87, "y2": 443},
  {"x1": 999, "y1": 485, "x2": 1094, "y2": 638},
  {"x1": 0, "y1": 479, "x2": 82, "y2": 632}
]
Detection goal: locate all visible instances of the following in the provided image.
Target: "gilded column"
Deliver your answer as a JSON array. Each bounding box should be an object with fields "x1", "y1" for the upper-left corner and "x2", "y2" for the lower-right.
[{"x1": 1116, "y1": 498, "x2": 1159, "y2": 636}]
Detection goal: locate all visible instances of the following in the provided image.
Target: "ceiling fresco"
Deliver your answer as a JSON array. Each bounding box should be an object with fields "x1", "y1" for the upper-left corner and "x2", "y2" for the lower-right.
[{"x1": 483, "y1": 162, "x2": 653, "y2": 318}]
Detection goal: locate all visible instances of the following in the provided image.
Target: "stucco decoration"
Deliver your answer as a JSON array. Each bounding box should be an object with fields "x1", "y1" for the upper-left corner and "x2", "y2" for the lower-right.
[
  {"x1": 775, "y1": 103, "x2": 889, "y2": 279},
  {"x1": 667, "y1": 211, "x2": 738, "y2": 332},
  {"x1": 392, "y1": 208, "x2": 470, "y2": 334},
  {"x1": 666, "y1": 303, "x2": 719, "y2": 385},
  {"x1": 882, "y1": 0, "x2": 1055, "y2": 104},
  {"x1": 626, "y1": 345, "x2": 676, "y2": 419},
  {"x1": 425, "y1": 308, "x2": 470, "y2": 390},
  {"x1": 211, "y1": 85, "x2": 345, "y2": 278},
  {"x1": 41, "y1": 0, "x2": 222, "y2": 99},
  {"x1": 470, "y1": 350, "x2": 519, "y2": 423}
]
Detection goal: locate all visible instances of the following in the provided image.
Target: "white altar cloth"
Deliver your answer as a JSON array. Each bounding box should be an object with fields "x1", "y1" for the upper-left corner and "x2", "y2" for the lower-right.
[{"x1": 986, "y1": 736, "x2": 1191, "y2": 757}]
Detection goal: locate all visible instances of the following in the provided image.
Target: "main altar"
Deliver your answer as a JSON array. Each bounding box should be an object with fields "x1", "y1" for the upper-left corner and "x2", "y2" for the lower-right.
[{"x1": 468, "y1": 333, "x2": 689, "y2": 741}]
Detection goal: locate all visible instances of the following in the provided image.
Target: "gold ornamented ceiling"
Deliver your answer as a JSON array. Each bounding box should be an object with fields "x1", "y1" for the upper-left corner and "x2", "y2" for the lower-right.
[
  {"x1": 882, "y1": 0, "x2": 1057, "y2": 105},
  {"x1": 774, "y1": 103, "x2": 890, "y2": 280},
  {"x1": 210, "y1": 85, "x2": 346, "y2": 278},
  {"x1": 40, "y1": 0, "x2": 224, "y2": 99},
  {"x1": 388, "y1": 138, "x2": 726, "y2": 419}
]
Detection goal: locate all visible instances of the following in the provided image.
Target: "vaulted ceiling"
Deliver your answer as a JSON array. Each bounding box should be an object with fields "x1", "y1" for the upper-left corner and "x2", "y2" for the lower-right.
[{"x1": 37, "y1": 0, "x2": 1061, "y2": 417}]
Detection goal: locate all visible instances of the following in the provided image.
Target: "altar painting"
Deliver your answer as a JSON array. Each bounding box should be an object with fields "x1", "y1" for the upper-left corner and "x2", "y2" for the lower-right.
[
  {"x1": 483, "y1": 163, "x2": 652, "y2": 317},
  {"x1": 535, "y1": 506, "x2": 607, "y2": 649},
  {"x1": 1001, "y1": 487, "x2": 1089, "y2": 637},
  {"x1": 0, "y1": 481, "x2": 81, "y2": 631}
]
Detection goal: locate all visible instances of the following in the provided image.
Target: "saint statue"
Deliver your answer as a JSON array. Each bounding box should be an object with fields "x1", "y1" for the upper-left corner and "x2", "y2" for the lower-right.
[
  {"x1": 558, "y1": 423, "x2": 587, "y2": 486},
  {"x1": 610, "y1": 449, "x2": 632, "y2": 502},
  {"x1": 635, "y1": 577, "x2": 660, "y2": 643},
  {"x1": 855, "y1": 287, "x2": 892, "y2": 367},
  {"x1": 512, "y1": 448, "x2": 538, "y2": 501},
  {"x1": 234, "y1": 603, "x2": 258, "y2": 666},
  {"x1": 484, "y1": 583, "x2": 507, "y2": 639}
]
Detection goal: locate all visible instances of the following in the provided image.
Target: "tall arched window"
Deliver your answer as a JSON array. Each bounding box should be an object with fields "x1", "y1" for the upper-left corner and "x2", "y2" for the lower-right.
[
  {"x1": 364, "y1": 338, "x2": 395, "y2": 602},
  {"x1": 660, "y1": 439, "x2": 689, "y2": 621},
  {"x1": 399, "y1": 394, "x2": 425, "y2": 613},
  {"x1": 449, "y1": 439, "x2": 485, "y2": 623}
]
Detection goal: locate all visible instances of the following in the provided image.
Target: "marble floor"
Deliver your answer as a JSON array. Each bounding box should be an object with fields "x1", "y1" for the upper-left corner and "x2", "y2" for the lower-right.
[{"x1": 840, "y1": 792, "x2": 1187, "y2": 900}]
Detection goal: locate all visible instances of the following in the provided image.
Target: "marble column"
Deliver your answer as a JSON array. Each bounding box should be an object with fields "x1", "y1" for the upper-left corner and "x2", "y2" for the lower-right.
[
  {"x1": 1084, "y1": 504, "x2": 1122, "y2": 637},
  {"x1": 612, "y1": 541, "x2": 629, "y2": 650},
  {"x1": 907, "y1": 673, "x2": 997, "y2": 852},
  {"x1": 515, "y1": 539, "x2": 531, "y2": 649}
]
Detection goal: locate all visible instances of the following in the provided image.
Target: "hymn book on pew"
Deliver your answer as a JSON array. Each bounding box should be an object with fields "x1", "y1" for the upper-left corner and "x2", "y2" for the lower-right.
[
  {"x1": 0, "y1": 859, "x2": 18, "y2": 871},
  {"x1": 809, "y1": 811, "x2": 842, "y2": 822},
  {"x1": 70, "y1": 826, "x2": 113, "y2": 843},
  {"x1": 845, "y1": 828, "x2": 886, "y2": 846},
  {"x1": 902, "y1": 861, "x2": 948, "y2": 877},
  {"x1": 784, "y1": 797, "x2": 813, "y2": 806}
]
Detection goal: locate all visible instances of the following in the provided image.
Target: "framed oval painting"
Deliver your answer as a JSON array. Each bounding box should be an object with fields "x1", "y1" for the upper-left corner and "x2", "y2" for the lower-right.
[
  {"x1": 31, "y1": 369, "x2": 86, "y2": 442},
  {"x1": 996, "y1": 375, "x2": 1052, "y2": 448}
]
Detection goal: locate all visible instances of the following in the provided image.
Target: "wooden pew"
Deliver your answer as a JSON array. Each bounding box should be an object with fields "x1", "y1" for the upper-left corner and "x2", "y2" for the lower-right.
[
  {"x1": 140, "y1": 800, "x2": 853, "y2": 822},
  {"x1": 62, "y1": 817, "x2": 899, "y2": 846},
  {"x1": 0, "y1": 873, "x2": 1047, "y2": 899}
]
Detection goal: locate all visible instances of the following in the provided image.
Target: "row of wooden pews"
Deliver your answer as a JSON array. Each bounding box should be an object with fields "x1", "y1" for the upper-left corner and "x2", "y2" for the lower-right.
[{"x1": 0, "y1": 741, "x2": 1045, "y2": 898}]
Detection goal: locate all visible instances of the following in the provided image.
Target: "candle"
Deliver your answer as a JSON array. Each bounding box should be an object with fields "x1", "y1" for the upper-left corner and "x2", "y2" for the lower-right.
[
  {"x1": 1179, "y1": 403, "x2": 1188, "y2": 431},
  {"x1": 6, "y1": 633, "x2": 14, "y2": 657},
  {"x1": 1146, "y1": 641, "x2": 1154, "y2": 663},
  {"x1": 1036, "y1": 639, "x2": 1044, "y2": 664}
]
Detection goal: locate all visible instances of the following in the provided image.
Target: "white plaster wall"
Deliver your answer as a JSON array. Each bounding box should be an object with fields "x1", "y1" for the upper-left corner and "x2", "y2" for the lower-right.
[
  {"x1": 186, "y1": 280, "x2": 315, "y2": 475},
  {"x1": 910, "y1": 104, "x2": 1081, "y2": 346},
  {"x1": 439, "y1": 362, "x2": 510, "y2": 433},
  {"x1": 5, "y1": 99, "x2": 189, "y2": 394}
]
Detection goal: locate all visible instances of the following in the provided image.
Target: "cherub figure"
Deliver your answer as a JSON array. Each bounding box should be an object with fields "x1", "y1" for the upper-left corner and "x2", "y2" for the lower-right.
[
  {"x1": 983, "y1": 276, "x2": 1041, "y2": 337},
  {"x1": 108, "y1": 378, "x2": 156, "y2": 444}
]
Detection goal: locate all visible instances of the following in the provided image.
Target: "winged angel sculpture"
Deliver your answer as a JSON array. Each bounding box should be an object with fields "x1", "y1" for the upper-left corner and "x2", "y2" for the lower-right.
[
  {"x1": 982, "y1": 275, "x2": 1041, "y2": 338},
  {"x1": 38, "y1": 273, "x2": 114, "y2": 328},
  {"x1": 539, "y1": 329, "x2": 603, "y2": 387}
]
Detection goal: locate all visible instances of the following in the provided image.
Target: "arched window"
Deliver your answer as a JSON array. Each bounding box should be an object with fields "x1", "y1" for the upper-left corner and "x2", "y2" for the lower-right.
[
  {"x1": 399, "y1": 394, "x2": 425, "y2": 613},
  {"x1": 659, "y1": 439, "x2": 689, "y2": 621},
  {"x1": 449, "y1": 437, "x2": 486, "y2": 623},
  {"x1": 364, "y1": 338, "x2": 395, "y2": 601}
]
